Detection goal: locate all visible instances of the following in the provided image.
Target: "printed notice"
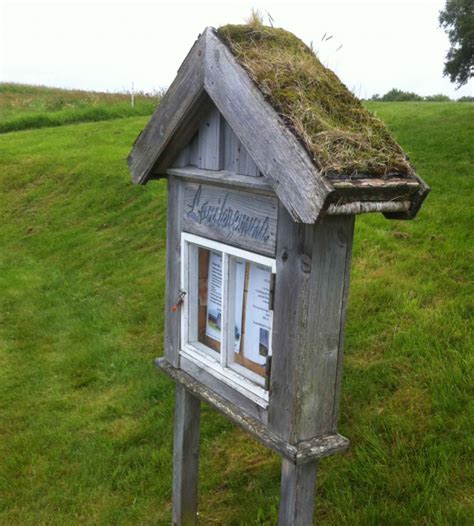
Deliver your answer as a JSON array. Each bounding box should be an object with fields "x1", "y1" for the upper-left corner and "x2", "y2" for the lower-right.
[
  {"x1": 205, "y1": 251, "x2": 223, "y2": 342},
  {"x1": 242, "y1": 263, "x2": 272, "y2": 365}
]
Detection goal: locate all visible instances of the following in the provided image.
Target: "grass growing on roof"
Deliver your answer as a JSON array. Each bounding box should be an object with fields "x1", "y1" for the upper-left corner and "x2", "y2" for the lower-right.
[{"x1": 218, "y1": 21, "x2": 414, "y2": 179}]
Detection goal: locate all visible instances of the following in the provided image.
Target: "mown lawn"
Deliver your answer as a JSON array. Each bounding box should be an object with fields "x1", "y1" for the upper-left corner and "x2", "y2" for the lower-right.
[{"x1": 0, "y1": 103, "x2": 472, "y2": 525}]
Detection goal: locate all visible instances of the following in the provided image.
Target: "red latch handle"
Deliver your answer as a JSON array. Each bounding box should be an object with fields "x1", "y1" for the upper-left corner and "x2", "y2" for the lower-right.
[{"x1": 171, "y1": 290, "x2": 186, "y2": 312}]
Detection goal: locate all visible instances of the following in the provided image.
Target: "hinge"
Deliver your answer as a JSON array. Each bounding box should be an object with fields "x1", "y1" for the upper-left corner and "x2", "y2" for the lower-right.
[{"x1": 268, "y1": 272, "x2": 276, "y2": 311}]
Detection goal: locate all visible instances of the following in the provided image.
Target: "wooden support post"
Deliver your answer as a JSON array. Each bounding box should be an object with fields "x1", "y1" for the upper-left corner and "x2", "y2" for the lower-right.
[
  {"x1": 279, "y1": 459, "x2": 318, "y2": 526},
  {"x1": 172, "y1": 385, "x2": 201, "y2": 526}
]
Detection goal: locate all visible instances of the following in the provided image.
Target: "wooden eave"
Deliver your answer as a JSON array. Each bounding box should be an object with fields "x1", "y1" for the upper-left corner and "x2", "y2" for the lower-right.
[{"x1": 128, "y1": 27, "x2": 429, "y2": 222}]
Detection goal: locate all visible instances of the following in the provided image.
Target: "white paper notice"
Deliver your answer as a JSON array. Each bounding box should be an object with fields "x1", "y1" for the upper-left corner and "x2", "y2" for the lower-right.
[
  {"x1": 205, "y1": 251, "x2": 222, "y2": 342},
  {"x1": 233, "y1": 259, "x2": 245, "y2": 353},
  {"x1": 242, "y1": 263, "x2": 272, "y2": 365}
]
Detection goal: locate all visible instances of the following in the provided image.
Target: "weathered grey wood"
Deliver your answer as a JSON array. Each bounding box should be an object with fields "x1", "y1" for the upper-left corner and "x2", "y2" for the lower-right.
[
  {"x1": 198, "y1": 106, "x2": 224, "y2": 170},
  {"x1": 268, "y1": 204, "x2": 312, "y2": 442},
  {"x1": 172, "y1": 384, "x2": 201, "y2": 526},
  {"x1": 269, "y1": 211, "x2": 354, "y2": 442},
  {"x1": 164, "y1": 176, "x2": 183, "y2": 367},
  {"x1": 238, "y1": 146, "x2": 259, "y2": 177},
  {"x1": 153, "y1": 92, "x2": 214, "y2": 175},
  {"x1": 297, "y1": 216, "x2": 355, "y2": 439},
  {"x1": 279, "y1": 459, "x2": 318, "y2": 526},
  {"x1": 223, "y1": 120, "x2": 240, "y2": 173},
  {"x1": 331, "y1": 216, "x2": 354, "y2": 430},
  {"x1": 167, "y1": 167, "x2": 274, "y2": 195},
  {"x1": 189, "y1": 133, "x2": 199, "y2": 167},
  {"x1": 157, "y1": 358, "x2": 349, "y2": 463},
  {"x1": 181, "y1": 182, "x2": 278, "y2": 256},
  {"x1": 173, "y1": 145, "x2": 191, "y2": 168},
  {"x1": 383, "y1": 174, "x2": 430, "y2": 220},
  {"x1": 327, "y1": 200, "x2": 410, "y2": 215},
  {"x1": 204, "y1": 28, "x2": 332, "y2": 223},
  {"x1": 128, "y1": 32, "x2": 206, "y2": 184},
  {"x1": 180, "y1": 354, "x2": 268, "y2": 423},
  {"x1": 331, "y1": 177, "x2": 420, "y2": 203}
]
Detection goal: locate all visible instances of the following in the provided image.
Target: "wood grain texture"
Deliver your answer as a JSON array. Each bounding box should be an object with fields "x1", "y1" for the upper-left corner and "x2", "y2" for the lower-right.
[
  {"x1": 167, "y1": 167, "x2": 273, "y2": 195},
  {"x1": 198, "y1": 106, "x2": 224, "y2": 170},
  {"x1": 156, "y1": 358, "x2": 349, "y2": 463},
  {"x1": 278, "y1": 459, "x2": 318, "y2": 526},
  {"x1": 128, "y1": 31, "x2": 206, "y2": 184},
  {"x1": 172, "y1": 384, "x2": 201, "y2": 526},
  {"x1": 181, "y1": 182, "x2": 278, "y2": 256},
  {"x1": 298, "y1": 215, "x2": 354, "y2": 439},
  {"x1": 268, "y1": 211, "x2": 355, "y2": 443},
  {"x1": 164, "y1": 176, "x2": 183, "y2": 367},
  {"x1": 268, "y1": 204, "x2": 312, "y2": 442},
  {"x1": 204, "y1": 28, "x2": 332, "y2": 223}
]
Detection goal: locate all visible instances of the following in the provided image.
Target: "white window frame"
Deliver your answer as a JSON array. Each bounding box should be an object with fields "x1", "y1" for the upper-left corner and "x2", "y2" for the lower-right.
[{"x1": 180, "y1": 232, "x2": 276, "y2": 407}]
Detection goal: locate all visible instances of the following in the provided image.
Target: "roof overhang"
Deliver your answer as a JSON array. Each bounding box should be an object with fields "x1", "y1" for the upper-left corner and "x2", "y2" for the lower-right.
[{"x1": 128, "y1": 27, "x2": 429, "y2": 222}]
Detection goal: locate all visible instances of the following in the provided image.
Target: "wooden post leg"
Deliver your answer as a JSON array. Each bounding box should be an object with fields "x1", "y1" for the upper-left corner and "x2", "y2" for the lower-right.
[
  {"x1": 172, "y1": 385, "x2": 201, "y2": 526},
  {"x1": 278, "y1": 459, "x2": 318, "y2": 526}
]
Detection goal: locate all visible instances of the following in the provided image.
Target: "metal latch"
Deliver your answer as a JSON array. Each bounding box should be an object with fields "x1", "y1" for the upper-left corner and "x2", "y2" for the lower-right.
[{"x1": 171, "y1": 290, "x2": 187, "y2": 312}]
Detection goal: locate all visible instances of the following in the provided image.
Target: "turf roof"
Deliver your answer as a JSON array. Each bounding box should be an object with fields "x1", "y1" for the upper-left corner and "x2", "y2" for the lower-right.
[{"x1": 217, "y1": 23, "x2": 415, "y2": 179}]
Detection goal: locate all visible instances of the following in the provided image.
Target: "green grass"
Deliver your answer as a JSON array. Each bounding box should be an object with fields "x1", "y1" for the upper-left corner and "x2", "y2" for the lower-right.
[
  {"x1": 0, "y1": 83, "x2": 159, "y2": 133},
  {"x1": 0, "y1": 102, "x2": 472, "y2": 525}
]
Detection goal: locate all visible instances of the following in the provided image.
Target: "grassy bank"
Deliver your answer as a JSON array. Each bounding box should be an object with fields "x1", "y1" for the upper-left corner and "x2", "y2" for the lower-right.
[
  {"x1": 0, "y1": 83, "x2": 159, "y2": 133},
  {"x1": 0, "y1": 102, "x2": 472, "y2": 524}
]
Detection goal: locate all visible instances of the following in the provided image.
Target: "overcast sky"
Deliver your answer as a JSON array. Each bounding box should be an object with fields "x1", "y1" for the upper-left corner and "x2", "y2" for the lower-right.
[{"x1": 1, "y1": 0, "x2": 472, "y2": 99}]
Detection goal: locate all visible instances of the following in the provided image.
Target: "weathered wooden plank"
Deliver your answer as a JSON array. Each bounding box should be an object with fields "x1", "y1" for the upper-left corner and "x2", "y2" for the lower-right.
[
  {"x1": 181, "y1": 182, "x2": 278, "y2": 256},
  {"x1": 297, "y1": 215, "x2": 354, "y2": 439},
  {"x1": 268, "y1": 204, "x2": 312, "y2": 442},
  {"x1": 238, "y1": 146, "x2": 259, "y2": 177},
  {"x1": 180, "y1": 354, "x2": 268, "y2": 423},
  {"x1": 164, "y1": 176, "x2": 184, "y2": 367},
  {"x1": 223, "y1": 120, "x2": 240, "y2": 172},
  {"x1": 128, "y1": 32, "x2": 206, "y2": 184},
  {"x1": 167, "y1": 167, "x2": 274, "y2": 195},
  {"x1": 198, "y1": 106, "x2": 224, "y2": 170},
  {"x1": 172, "y1": 384, "x2": 201, "y2": 526},
  {"x1": 383, "y1": 174, "x2": 431, "y2": 220},
  {"x1": 278, "y1": 459, "x2": 318, "y2": 526},
  {"x1": 204, "y1": 28, "x2": 332, "y2": 223},
  {"x1": 189, "y1": 132, "x2": 199, "y2": 167},
  {"x1": 173, "y1": 145, "x2": 191, "y2": 168},
  {"x1": 330, "y1": 177, "x2": 420, "y2": 205},
  {"x1": 153, "y1": 92, "x2": 214, "y2": 175},
  {"x1": 157, "y1": 358, "x2": 349, "y2": 463},
  {"x1": 331, "y1": 216, "x2": 354, "y2": 430}
]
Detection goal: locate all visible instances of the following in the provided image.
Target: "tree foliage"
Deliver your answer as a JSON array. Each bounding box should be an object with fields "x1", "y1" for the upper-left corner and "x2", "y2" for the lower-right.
[{"x1": 439, "y1": 0, "x2": 474, "y2": 87}]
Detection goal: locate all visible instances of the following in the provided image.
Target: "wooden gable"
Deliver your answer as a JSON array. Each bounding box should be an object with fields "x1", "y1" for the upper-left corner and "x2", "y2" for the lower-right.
[
  {"x1": 172, "y1": 106, "x2": 260, "y2": 177},
  {"x1": 128, "y1": 27, "x2": 429, "y2": 222}
]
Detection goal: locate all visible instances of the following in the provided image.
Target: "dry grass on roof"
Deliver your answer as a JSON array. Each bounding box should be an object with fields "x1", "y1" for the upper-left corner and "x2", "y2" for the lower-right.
[{"x1": 217, "y1": 22, "x2": 415, "y2": 179}]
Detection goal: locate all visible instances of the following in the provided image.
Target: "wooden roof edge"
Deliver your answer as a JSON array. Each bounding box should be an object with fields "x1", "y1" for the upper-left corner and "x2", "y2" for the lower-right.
[
  {"x1": 325, "y1": 172, "x2": 430, "y2": 219},
  {"x1": 127, "y1": 29, "x2": 209, "y2": 185},
  {"x1": 203, "y1": 27, "x2": 332, "y2": 223}
]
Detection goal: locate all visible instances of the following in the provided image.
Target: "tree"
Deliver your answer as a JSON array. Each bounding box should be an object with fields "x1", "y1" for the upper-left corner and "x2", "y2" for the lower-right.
[{"x1": 439, "y1": 0, "x2": 474, "y2": 87}]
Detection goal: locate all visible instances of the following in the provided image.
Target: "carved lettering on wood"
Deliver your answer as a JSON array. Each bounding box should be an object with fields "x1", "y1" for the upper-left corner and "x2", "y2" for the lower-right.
[{"x1": 182, "y1": 183, "x2": 278, "y2": 256}]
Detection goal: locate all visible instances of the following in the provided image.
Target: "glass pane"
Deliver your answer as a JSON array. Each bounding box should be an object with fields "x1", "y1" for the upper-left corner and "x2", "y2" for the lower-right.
[
  {"x1": 197, "y1": 247, "x2": 222, "y2": 353},
  {"x1": 232, "y1": 258, "x2": 272, "y2": 377}
]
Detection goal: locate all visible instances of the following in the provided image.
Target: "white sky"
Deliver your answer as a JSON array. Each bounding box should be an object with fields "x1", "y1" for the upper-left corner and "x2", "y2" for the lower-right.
[{"x1": 1, "y1": 0, "x2": 472, "y2": 99}]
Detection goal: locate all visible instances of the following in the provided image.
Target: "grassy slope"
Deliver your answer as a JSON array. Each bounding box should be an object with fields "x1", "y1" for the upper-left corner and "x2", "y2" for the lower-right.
[
  {"x1": 0, "y1": 103, "x2": 472, "y2": 525},
  {"x1": 0, "y1": 83, "x2": 158, "y2": 133}
]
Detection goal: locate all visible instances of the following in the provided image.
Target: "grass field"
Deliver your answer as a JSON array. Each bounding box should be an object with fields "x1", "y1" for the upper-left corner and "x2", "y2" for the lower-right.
[
  {"x1": 0, "y1": 99, "x2": 473, "y2": 525},
  {"x1": 0, "y1": 83, "x2": 161, "y2": 133}
]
